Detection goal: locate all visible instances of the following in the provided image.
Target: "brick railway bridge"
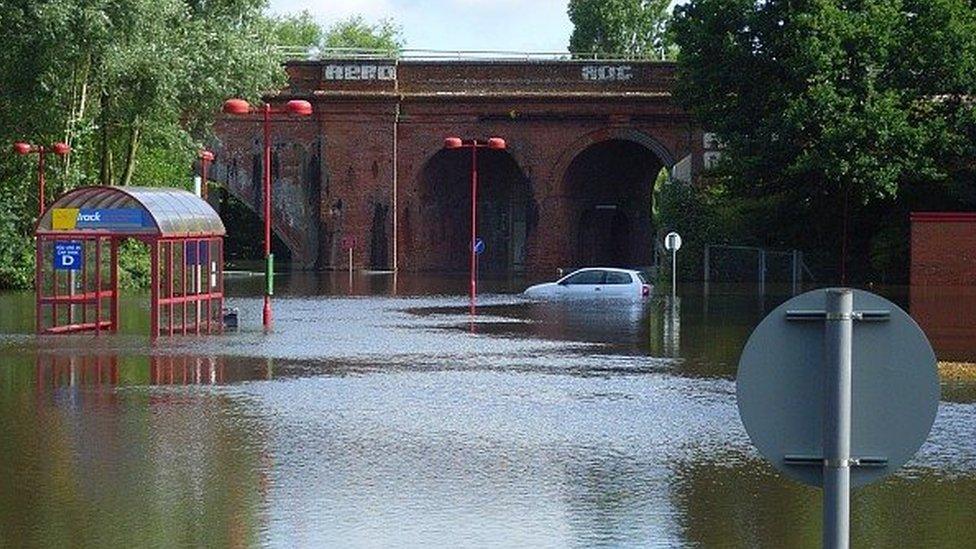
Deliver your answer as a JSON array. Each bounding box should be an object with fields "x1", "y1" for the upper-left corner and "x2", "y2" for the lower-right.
[{"x1": 212, "y1": 56, "x2": 708, "y2": 274}]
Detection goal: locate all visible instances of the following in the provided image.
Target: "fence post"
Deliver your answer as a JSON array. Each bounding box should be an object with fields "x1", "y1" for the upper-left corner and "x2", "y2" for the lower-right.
[
  {"x1": 792, "y1": 250, "x2": 799, "y2": 295},
  {"x1": 758, "y1": 249, "x2": 766, "y2": 296}
]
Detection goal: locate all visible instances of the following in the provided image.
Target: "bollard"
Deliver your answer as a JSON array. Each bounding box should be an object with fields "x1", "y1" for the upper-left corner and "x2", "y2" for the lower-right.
[{"x1": 823, "y1": 289, "x2": 853, "y2": 549}]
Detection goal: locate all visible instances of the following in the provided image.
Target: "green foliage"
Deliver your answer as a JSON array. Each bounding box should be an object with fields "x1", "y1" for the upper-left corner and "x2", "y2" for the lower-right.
[
  {"x1": 269, "y1": 11, "x2": 323, "y2": 50},
  {"x1": 568, "y1": 0, "x2": 673, "y2": 59},
  {"x1": 672, "y1": 0, "x2": 976, "y2": 282},
  {"x1": 0, "y1": 0, "x2": 286, "y2": 289},
  {"x1": 656, "y1": 180, "x2": 746, "y2": 280},
  {"x1": 117, "y1": 238, "x2": 151, "y2": 289},
  {"x1": 323, "y1": 16, "x2": 404, "y2": 52},
  {"x1": 272, "y1": 13, "x2": 404, "y2": 53}
]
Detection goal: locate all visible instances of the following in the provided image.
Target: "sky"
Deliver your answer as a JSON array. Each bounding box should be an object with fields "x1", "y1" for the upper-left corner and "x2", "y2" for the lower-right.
[{"x1": 265, "y1": 0, "x2": 589, "y2": 53}]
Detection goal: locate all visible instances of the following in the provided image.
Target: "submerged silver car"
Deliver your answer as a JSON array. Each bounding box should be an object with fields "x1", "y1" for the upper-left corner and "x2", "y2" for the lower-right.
[{"x1": 523, "y1": 267, "x2": 652, "y2": 299}]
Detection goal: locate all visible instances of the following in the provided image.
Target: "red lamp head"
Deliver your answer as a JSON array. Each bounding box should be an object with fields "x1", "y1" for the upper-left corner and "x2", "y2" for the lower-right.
[
  {"x1": 13, "y1": 142, "x2": 33, "y2": 155},
  {"x1": 487, "y1": 137, "x2": 506, "y2": 150},
  {"x1": 222, "y1": 98, "x2": 252, "y2": 115},
  {"x1": 51, "y1": 142, "x2": 71, "y2": 155},
  {"x1": 286, "y1": 100, "x2": 313, "y2": 116},
  {"x1": 444, "y1": 137, "x2": 463, "y2": 149},
  {"x1": 200, "y1": 150, "x2": 215, "y2": 161}
]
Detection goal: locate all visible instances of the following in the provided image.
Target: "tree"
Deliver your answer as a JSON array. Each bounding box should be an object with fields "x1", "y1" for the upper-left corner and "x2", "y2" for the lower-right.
[
  {"x1": 0, "y1": 0, "x2": 286, "y2": 288},
  {"x1": 670, "y1": 0, "x2": 976, "y2": 282},
  {"x1": 271, "y1": 13, "x2": 405, "y2": 54},
  {"x1": 568, "y1": 0, "x2": 673, "y2": 59},
  {"x1": 323, "y1": 16, "x2": 404, "y2": 52}
]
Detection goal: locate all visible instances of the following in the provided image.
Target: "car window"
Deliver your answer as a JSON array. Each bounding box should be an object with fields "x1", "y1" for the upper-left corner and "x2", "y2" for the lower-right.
[
  {"x1": 563, "y1": 270, "x2": 605, "y2": 285},
  {"x1": 605, "y1": 271, "x2": 632, "y2": 285}
]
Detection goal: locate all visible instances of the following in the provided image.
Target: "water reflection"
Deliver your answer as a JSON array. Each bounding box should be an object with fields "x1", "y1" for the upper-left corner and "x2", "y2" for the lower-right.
[
  {"x1": 671, "y1": 453, "x2": 976, "y2": 547},
  {"x1": 2, "y1": 353, "x2": 269, "y2": 546},
  {"x1": 0, "y1": 277, "x2": 975, "y2": 546}
]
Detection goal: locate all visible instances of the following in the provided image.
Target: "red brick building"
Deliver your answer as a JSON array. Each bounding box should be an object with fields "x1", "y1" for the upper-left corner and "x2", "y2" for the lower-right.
[
  {"x1": 910, "y1": 212, "x2": 976, "y2": 361},
  {"x1": 910, "y1": 212, "x2": 976, "y2": 286},
  {"x1": 212, "y1": 57, "x2": 706, "y2": 273}
]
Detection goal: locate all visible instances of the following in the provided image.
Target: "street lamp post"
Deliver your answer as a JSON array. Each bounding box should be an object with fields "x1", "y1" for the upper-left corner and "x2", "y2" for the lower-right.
[
  {"x1": 199, "y1": 149, "x2": 214, "y2": 201},
  {"x1": 13, "y1": 141, "x2": 71, "y2": 216},
  {"x1": 443, "y1": 136, "x2": 507, "y2": 315},
  {"x1": 222, "y1": 98, "x2": 313, "y2": 329}
]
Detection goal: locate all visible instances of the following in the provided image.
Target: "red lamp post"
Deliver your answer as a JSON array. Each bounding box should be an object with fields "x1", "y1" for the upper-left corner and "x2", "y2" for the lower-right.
[
  {"x1": 13, "y1": 141, "x2": 71, "y2": 216},
  {"x1": 199, "y1": 149, "x2": 214, "y2": 201},
  {"x1": 443, "y1": 136, "x2": 507, "y2": 314},
  {"x1": 222, "y1": 98, "x2": 313, "y2": 329}
]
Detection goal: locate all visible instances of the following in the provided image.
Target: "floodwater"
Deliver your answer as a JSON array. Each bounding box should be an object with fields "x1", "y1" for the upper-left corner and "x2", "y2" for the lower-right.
[{"x1": 1, "y1": 273, "x2": 976, "y2": 548}]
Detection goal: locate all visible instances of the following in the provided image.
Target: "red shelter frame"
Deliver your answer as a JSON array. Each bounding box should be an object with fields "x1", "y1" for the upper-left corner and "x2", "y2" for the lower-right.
[{"x1": 34, "y1": 186, "x2": 226, "y2": 338}]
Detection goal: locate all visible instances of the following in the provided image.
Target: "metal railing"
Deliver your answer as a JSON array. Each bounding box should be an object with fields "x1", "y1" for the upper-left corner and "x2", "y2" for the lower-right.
[
  {"x1": 704, "y1": 244, "x2": 815, "y2": 296},
  {"x1": 276, "y1": 46, "x2": 669, "y2": 62}
]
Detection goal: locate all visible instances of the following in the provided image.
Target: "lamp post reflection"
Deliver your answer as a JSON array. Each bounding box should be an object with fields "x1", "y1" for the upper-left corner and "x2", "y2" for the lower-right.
[{"x1": 663, "y1": 295, "x2": 681, "y2": 357}]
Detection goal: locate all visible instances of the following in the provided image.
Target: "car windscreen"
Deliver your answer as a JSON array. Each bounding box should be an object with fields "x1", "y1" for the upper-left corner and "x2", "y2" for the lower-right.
[{"x1": 562, "y1": 270, "x2": 605, "y2": 285}]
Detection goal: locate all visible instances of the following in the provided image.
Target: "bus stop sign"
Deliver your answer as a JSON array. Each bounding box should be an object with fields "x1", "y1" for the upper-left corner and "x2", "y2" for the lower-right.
[
  {"x1": 736, "y1": 288, "x2": 939, "y2": 488},
  {"x1": 53, "y1": 241, "x2": 83, "y2": 271}
]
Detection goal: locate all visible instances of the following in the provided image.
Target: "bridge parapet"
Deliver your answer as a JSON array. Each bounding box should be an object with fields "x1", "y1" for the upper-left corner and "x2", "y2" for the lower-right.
[{"x1": 285, "y1": 58, "x2": 676, "y2": 97}]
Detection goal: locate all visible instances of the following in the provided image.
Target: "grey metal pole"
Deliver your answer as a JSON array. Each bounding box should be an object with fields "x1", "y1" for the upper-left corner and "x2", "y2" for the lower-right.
[{"x1": 823, "y1": 288, "x2": 853, "y2": 549}]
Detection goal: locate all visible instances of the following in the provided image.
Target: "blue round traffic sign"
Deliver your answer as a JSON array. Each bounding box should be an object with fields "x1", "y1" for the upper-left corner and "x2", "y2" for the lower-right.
[{"x1": 473, "y1": 238, "x2": 485, "y2": 255}]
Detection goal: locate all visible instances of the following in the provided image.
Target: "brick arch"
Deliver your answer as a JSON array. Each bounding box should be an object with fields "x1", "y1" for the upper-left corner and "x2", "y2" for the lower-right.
[
  {"x1": 550, "y1": 127, "x2": 677, "y2": 193},
  {"x1": 413, "y1": 138, "x2": 535, "y2": 183},
  {"x1": 409, "y1": 142, "x2": 535, "y2": 272},
  {"x1": 206, "y1": 152, "x2": 316, "y2": 268},
  {"x1": 547, "y1": 128, "x2": 673, "y2": 270}
]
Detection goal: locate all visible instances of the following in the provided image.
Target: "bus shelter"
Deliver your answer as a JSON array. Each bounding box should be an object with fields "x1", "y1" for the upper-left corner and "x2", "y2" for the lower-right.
[{"x1": 34, "y1": 186, "x2": 226, "y2": 337}]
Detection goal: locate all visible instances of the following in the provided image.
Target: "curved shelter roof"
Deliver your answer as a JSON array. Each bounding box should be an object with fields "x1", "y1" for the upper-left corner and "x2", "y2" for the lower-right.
[{"x1": 36, "y1": 186, "x2": 225, "y2": 238}]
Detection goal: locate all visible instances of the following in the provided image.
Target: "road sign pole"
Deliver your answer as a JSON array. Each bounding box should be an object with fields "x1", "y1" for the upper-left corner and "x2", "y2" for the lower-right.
[{"x1": 823, "y1": 288, "x2": 853, "y2": 549}]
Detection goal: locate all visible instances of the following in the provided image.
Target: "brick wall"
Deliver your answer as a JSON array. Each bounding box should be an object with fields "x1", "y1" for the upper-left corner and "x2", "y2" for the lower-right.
[
  {"x1": 910, "y1": 212, "x2": 976, "y2": 286},
  {"x1": 212, "y1": 59, "x2": 704, "y2": 272}
]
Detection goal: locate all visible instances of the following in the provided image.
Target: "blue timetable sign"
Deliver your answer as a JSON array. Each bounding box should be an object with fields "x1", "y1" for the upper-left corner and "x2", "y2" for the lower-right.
[
  {"x1": 185, "y1": 242, "x2": 210, "y2": 266},
  {"x1": 54, "y1": 241, "x2": 83, "y2": 271}
]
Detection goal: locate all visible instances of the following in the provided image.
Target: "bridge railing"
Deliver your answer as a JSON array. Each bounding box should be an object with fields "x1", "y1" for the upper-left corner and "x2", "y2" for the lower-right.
[{"x1": 276, "y1": 46, "x2": 669, "y2": 62}]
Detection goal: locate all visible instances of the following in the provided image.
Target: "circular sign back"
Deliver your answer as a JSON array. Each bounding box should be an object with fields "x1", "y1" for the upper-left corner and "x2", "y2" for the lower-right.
[
  {"x1": 665, "y1": 231, "x2": 682, "y2": 251},
  {"x1": 736, "y1": 289, "x2": 939, "y2": 488}
]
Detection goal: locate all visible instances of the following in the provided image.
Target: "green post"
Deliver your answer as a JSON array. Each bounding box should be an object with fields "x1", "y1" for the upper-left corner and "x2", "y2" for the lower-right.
[{"x1": 266, "y1": 253, "x2": 274, "y2": 296}]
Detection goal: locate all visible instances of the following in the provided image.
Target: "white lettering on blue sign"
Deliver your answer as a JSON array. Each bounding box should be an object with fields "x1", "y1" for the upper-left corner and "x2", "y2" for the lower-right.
[
  {"x1": 54, "y1": 241, "x2": 84, "y2": 271},
  {"x1": 76, "y1": 208, "x2": 146, "y2": 229},
  {"x1": 581, "y1": 65, "x2": 634, "y2": 82},
  {"x1": 324, "y1": 64, "x2": 396, "y2": 81}
]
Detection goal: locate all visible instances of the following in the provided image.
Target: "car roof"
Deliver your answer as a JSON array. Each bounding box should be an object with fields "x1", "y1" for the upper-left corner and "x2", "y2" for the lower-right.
[{"x1": 571, "y1": 267, "x2": 640, "y2": 274}]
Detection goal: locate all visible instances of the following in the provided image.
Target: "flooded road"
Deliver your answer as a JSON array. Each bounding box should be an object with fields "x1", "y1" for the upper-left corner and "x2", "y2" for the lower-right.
[{"x1": 1, "y1": 273, "x2": 975, "y2": 547}]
